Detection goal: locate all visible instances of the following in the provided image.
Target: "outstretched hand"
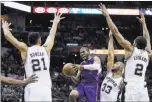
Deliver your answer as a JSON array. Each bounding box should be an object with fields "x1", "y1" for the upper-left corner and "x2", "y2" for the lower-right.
[
  {"x1": 99, "y1": 3, "x2": 109, "y2": 17},
  {"x1": 71, "y1": 64, "x2": 83, "y2": 71},
  {"x1": 50, "y1": 12, "x2": 65, "y2": 24},
  {"x1": 2, "y1": 21, "x2": 12, "y2": 30},
  {"x1": 136, "y1": 13, "x2": 145, "y2": 24},
  {"x1": 24, "y1": 74, "x2": 38, "y2": 84}
]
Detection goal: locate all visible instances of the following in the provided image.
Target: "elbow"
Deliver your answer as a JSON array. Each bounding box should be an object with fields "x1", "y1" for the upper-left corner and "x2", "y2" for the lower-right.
[
  {"x1": 113, "y1": 28, "x2": 119, "y2": 35},
  {"x1": 110, "y1": 26, "x2": 118, "y2": 34}
]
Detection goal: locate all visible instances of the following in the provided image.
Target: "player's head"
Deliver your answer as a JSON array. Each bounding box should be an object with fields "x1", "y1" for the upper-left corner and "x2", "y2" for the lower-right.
[
  {"x1": 28, "y1": 32, "x2": 41, "y2": 46},
  {"x1": 133, "y1": 36, "x2": 147, "y2": 50},
  {"x1": 80, "y1": 47, "x2": 90, "y2": 60},
  {"x1": 112, "y1": 61, "x2": 124, "y2": 74}
]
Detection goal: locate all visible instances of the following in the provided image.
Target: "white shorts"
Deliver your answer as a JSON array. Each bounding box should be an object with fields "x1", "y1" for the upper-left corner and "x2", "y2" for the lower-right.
[
  {"x1": 100, "y1": 92, "x2": 121, "y2": 102},
  {"x1": 100, "y1": 95, "x2": 117, "y2": 102},
  {"x1": 24, "y1": 85, "x2": 52, "y2": 102},
  {"x1": 124, "y1": 83, "x2": 150, "y2": 102}
]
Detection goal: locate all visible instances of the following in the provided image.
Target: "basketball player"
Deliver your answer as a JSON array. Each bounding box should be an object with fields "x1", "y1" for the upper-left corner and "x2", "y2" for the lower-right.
[
  {"x1": 99, "y1": 3, "x2": 151, "y2": 101},
  {"x1": 69, "y1": 47, "x2": 101, "y2": 102},
  {"x1": 1, "y1": 74, "x2": 38, "y2": 85},
  {"x1": 100, "y1": 31, "x2": 124, "y2": 102},
  {"x1": 2, "y1": 12, "x2": 64, "y2": 101}
]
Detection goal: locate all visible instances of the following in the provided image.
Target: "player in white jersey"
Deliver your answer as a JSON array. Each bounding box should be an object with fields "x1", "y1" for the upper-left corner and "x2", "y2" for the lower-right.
[
  {"x1": 100, "y1": 31, "x2": 124, "y2": 102},
  {"x1": 99, "y1": 3, "x2": 151, "y2": 101},
  {"x1": 2, "y1": 12, "x2": 65, "y2": 101}
]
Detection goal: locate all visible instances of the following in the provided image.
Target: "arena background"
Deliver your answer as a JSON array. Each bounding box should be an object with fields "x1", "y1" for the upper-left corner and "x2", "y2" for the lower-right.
[{"x1": 1, "y1": 1, "x2": 152, "y2": 102}]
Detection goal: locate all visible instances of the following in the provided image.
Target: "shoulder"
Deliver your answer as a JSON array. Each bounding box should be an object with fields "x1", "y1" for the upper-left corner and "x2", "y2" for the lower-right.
[
  {"x1": 93, "y1": 56, "x2": 100, "y2": 60},
  {"x1": 125, "y1": 47, "x2": 135, "y2": 60},
  {"x1": 42, "y1": 45, "x2": 50, "y2": 54},
  {"x1": 19, "y1": 42, "x2": 28, "y2": 52}
]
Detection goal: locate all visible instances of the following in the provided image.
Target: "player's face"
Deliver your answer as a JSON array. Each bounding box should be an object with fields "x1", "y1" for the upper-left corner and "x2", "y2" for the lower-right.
[
  {"x1": 80, "y1": 48, "x2": 89, "y2": 60},
  {"x1": 112, "y1": 62, "x2": 121, "y2": 72}
]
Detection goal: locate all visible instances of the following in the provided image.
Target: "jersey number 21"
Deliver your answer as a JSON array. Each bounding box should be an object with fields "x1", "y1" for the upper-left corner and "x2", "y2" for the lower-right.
[{"x1": 31, "y1": 58, "x2": 47, "y2": 71}]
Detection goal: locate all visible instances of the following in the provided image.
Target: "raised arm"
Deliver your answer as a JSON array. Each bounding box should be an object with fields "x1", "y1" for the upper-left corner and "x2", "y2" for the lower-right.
[
  {"x1": 43, "y1": 13, "x2": 65, "y2": 52},
  {"x1": 137, "y1": 13, "x2": 151, "y2": 53},
  {"x1": 0, "y1": 74, "x2": 38, "y2": 85},
  {"x1": 107, "y1": 31, "x2": 114, "y2": 72},
  {"x1": 2, "y1": 21, "x2": 27, "y2": 52},
  {"x1": 99, "y1": 3, "x2": 133, "y2": 52}
]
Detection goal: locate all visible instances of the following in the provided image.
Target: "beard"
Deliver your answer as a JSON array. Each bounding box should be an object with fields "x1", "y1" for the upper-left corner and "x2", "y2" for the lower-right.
[{"x1": 111, "y1": 68, "x2": 119, "y2": 73}]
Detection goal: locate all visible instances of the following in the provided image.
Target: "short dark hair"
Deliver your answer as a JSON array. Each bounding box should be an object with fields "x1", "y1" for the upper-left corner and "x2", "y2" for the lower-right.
[
  {"x1": 80, "y1": 47, "x2": 90, "y2": 52},
  {"x1": 134, "y1": 36, "x2": 147, "y2": 49},
  {"x1": 28, "y1": 32, "x2": 41, "y2": 45}
]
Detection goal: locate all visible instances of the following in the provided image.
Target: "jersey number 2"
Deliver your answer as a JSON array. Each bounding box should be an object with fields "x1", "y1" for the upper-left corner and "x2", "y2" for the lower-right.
[
  {"x1": 134, "y1": 64, "x2": 143, "y2": 76},
  {"x1": 31, "y1": 58, "x2": 47, "y2": 71}
]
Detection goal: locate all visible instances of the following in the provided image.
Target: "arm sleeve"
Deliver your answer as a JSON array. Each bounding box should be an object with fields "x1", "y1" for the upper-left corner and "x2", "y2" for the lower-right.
[{"x1": 82, "y1": 64, "x2": 101, "y2": 70}]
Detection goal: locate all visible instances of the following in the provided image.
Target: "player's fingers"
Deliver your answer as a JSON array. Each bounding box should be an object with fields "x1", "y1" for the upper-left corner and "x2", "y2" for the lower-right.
[
  {"x1": 8, "y1": 23, "x2": 11, "y2": 26},
  {"x1": 32, "y1": 75, "x2": 38, "y2": 79},
  {"x1": 31, "y1": 79, "x2": 38, "y2": 82},
  {"x1": 73, "y1": 67, "x2": 78, "y2": 72},
  {"x1": 102, "y1": 4, "x2": 106, "y2": 9},
  {"x1": 71, "y1": 64, "x2": 78, "y2": 69},
  {"x1": 50, "y1": 20, "x2": 53, "y2": 22},
  {"x1": 141, "y1": 13, "x2": 145, "y2": 18},
  {"x1": 57, "y1": 11, "x2": 60, "y2": 16},
  {"x1": 5, "y1": 21, "x2": 7, "y2": 24},
  {"x1": 59, "y1": 13, "x2": 63, "y2": 17},
  {"x1": 100, "y1": 3, "x2": 103, "y2": 6},
  {"x1": 30, "y1": 74, "x2": 36, "y2": 78},
  {"x1": 60, "y1": 17, "x2": 65, "y2": 20},
  {"x1": 136, "y1": 17, "x2": 140, "y2": 20},
  {"x1": 70, "y1": 64, "x2": 75, "y2": 68},
  {"x1": 54, "y1": 13, "x2": 56, "y2": 17},
  {"x1": 98, "y1": 4, "x2": 102, "y2": 8},
  {"x1": 9, "y1": 29, "x2": 12, "y2": 31},
  {"x1": 6, "y1": 21, "x2": 9, "y2": 25}
]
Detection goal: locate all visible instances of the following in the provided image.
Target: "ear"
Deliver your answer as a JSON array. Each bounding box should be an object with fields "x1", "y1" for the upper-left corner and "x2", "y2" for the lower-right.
[{"x1": 134, "y1": 43, "x2": 137, "y2": 47}]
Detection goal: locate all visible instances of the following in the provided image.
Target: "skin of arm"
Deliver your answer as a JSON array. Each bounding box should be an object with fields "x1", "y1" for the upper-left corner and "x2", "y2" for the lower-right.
[
  {"x1": 1, "y1": 76, "x2": 26, "y2": 84},
  {"x1": 137, "y1": 13, "x2": 151, "y2": 53},
  {"x1": 99, "y1": 3, "x2": 133, "y2": 53},
  {"x1": 43, "y1": 13, "x2": 65, "y2": 53},
  {"x1": 2, "y1": 21, "x2": 27, "y2": 60},
  {"x1": 107, "y1": 31, "x2": 114, "y2": 72},
  {"x1": 0, "y1": 74, "x2": 38, "y2": 85}
]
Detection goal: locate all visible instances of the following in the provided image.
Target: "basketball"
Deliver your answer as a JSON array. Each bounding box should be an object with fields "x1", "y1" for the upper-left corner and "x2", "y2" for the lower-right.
[{"x1": 62, "y1": 63, "x2": 78, "y2": 77}]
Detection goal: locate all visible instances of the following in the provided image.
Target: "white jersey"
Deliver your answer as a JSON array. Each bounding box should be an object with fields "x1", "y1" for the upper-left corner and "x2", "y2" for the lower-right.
[
  {"x1": 124, "y1": 47, "x2": 149, "y2": 84},
  {"x1": 100, "y1": 72, "x2": 122, "y2": 101},
  {"x1": 24, "y1": 46, "x2": 51, "y2": 87}
]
